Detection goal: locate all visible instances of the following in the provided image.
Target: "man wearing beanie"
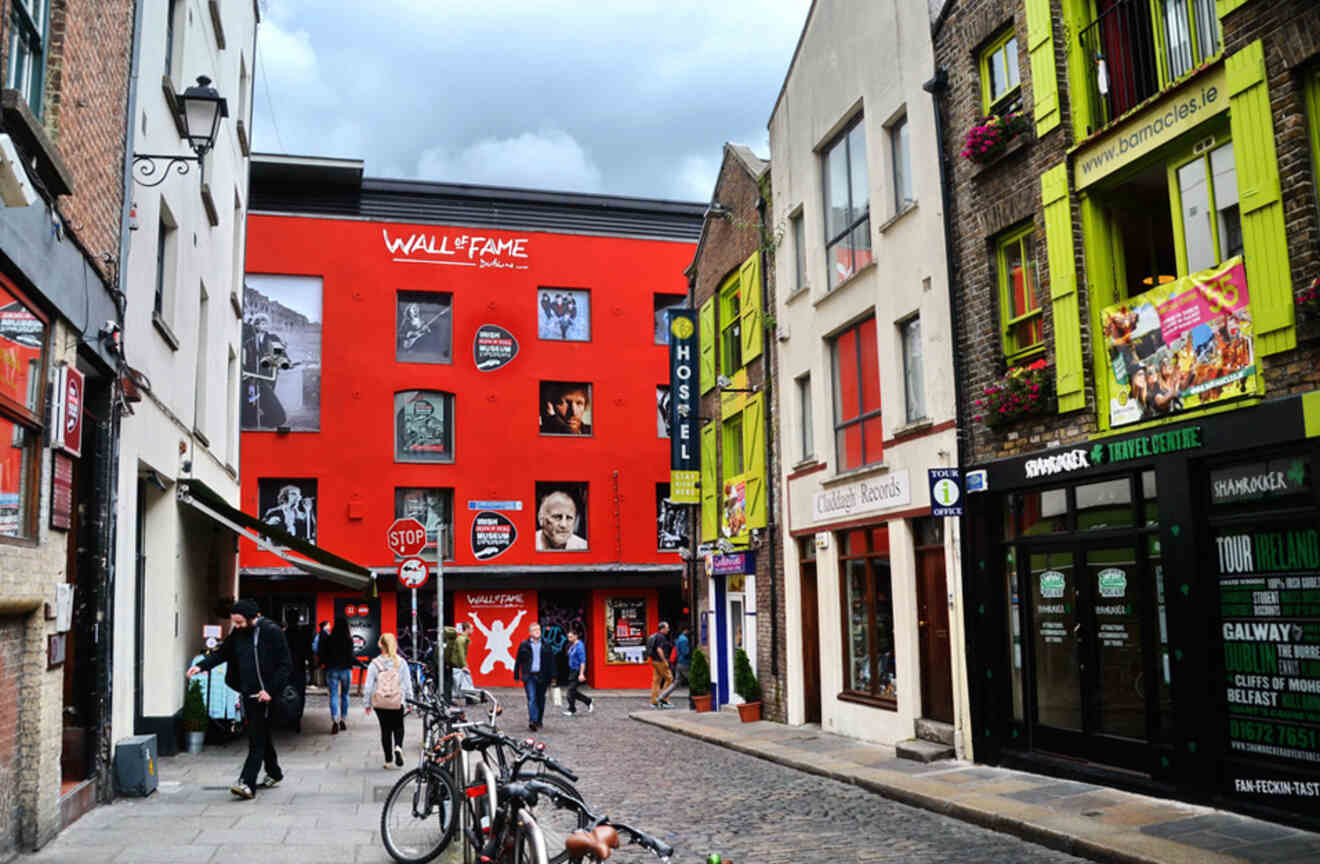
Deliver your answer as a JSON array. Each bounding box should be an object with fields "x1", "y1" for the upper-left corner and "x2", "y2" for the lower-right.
[{"x1": 189, "y1": 599, "x2": 292, "y2": 799}]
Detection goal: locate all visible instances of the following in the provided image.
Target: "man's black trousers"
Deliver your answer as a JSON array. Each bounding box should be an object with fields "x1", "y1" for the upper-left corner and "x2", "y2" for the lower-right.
[{"x1": 241, "y1": 700, "x2": 282, "y2": 788}]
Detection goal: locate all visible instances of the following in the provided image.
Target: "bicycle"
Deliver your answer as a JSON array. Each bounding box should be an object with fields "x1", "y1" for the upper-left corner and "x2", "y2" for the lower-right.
[{"x1": 379, "y1": 696, "x2": 468, "y2": 863}]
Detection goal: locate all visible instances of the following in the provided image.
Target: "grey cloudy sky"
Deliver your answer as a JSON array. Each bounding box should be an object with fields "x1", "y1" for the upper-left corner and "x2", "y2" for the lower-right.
[{"x1": 252, "y1": 1, "x2": 813, "y2": 202}]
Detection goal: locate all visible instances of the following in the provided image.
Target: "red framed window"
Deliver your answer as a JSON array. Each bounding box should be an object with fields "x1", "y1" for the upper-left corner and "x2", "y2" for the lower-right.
[
  {"x1": 830, "y1": 316, "x2": 882, "y2": 471},
  {"x1": 0, "y1": 276, "x2": 48, "y2": 541}
]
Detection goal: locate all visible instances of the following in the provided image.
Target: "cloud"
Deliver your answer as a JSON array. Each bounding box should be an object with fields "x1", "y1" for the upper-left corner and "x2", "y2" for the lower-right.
[{"x1": 415, "y1": 130, "x2": 603, "y2": 193}]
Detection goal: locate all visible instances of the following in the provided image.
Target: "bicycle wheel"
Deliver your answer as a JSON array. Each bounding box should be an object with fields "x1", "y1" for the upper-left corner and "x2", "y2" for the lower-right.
[
  {"x1": 380, "y1": 766, "x2": 460, "y2": 864},
  {"x1": 514, "y1": 772, "x2": 589, "y2": 864}
]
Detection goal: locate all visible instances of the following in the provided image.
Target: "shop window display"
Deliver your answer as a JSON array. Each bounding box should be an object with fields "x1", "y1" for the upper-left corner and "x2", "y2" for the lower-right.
[
  {"x1": 394, "y1": 487, "x2": 454, "y2": 560},
  {"x1": 839, "y1": 525, "x2": 896, "y2": 703},
  {"x1": 0, "y1": 282, "x2": 45, "y2": 540}
]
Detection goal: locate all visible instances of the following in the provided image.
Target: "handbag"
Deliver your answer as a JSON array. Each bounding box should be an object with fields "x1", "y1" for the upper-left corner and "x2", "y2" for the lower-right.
[{"x1": 254, "y1": 623, "x2": 301, "y2": 724}]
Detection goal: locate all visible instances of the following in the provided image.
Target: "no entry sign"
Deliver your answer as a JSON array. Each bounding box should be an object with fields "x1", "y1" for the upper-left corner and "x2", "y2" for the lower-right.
[
  {"x1": 387, "y1": 517, "x2": 427, "y2": 557},
  {"x1": 397, "y1": 557, "x2": 429, "y2": 589}
]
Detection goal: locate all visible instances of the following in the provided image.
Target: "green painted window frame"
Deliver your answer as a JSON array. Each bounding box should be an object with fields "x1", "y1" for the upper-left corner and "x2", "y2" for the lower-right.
[
  {"x1": 7, "y1": 0, "x2": 49, "y2": 117},
  {"x1": 722, "y1": 411, "x2": 744, "y2": 479},
  {"x1": 979, "y1": 27, "x2": 1022, "y2": 114},
  {"x1": 1305, "y1": 65, "x2": 1320, "y2": 220},
  {"x1": 1164, "y1": 122, "x2": 1238, "y2": 277},
  {"x1": 996, "y1": 224, "x2": 1046, "y2": 361},
  {"x1": 720, "y1": 272, "x2": 743, "y2": 373}
]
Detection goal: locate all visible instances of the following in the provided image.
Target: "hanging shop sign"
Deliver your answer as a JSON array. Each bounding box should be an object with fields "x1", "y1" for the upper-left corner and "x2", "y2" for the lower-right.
[
  {"x1": 473, "y1": 324, "x2": 518, "y2": 371},
  {"x1": 51, "y1": 363, "x2": 84, "y2": 458},
  {"x1": 470, "y1": 511, "x2": 516, "y2": 560},
  {"x1": 704, "y1": 551, "x2": 755, "y2": 576},
  {"x1": 1101, "y1": 257, "x2": 1259, "y2": 429},
  {"x1": 1214, "y1": 524, "x2": 1320, "y2": 801},
  {"x1": 50, "y1": 453, "x2": 73, "y2": 531},
  {"x1": 965, "y1": 469, "x2": 988, "y2": 494},
  {"x1": 667, "y1": 309, "x2": 699, "y2": 503},
  {"x1": 811, "y1": 470, "x2": 911, "y2": 522},
  {"x1": 721, "y1": 475, "x2": 749, "y2": 545},
  {"x1": 928, "y1": 468, "x2": 962, "y2": 517}
]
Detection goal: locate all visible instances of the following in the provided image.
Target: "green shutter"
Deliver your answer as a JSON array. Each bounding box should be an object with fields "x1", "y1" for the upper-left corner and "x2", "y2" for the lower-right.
[
  {"x1": 1026, "y1": 0, "x2": 1060, "y2": 135},
  {"x1": 699, "y1": 297, "x2": 716, "y2": 394},
  {"x1": 700, "y1": 422, "x2": 718, "y2": 541},
  {"x1": 1216, "y1": 0, "x2": 1249, "y2": 18},
  {"x1": 1228, "y1": 40, "x2": 1294, "y2": 356},
  {"x1": 742, "y1": 392, "x2": 766, "y2": 530},
  {"x1": 739, "y1": 251, "x2": 763, "y2": 364},
  {"x1": 1042, "y1": 163, "x2": 1085, "y2": 413}
]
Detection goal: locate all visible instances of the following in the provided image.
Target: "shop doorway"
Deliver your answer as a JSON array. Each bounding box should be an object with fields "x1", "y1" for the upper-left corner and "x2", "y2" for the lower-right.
[
  {"x1": 916, "y1": 544, "x2": 954, "y2": 723},
  {"x1": 726, "y1": 592, "x2": 745, "y2": 704},
  {"x1": 799, "y1": 554, "x2": 821, "y2": 724},
  {"x1": 1023, "y1": 541, "x2": 1151, "y2": 767}
]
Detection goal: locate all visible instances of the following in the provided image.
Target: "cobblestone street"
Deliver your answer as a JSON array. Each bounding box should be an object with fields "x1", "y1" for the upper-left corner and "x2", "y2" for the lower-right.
[{"x1": 23, "y1": 691, "x2": 1084, "y2": 863}]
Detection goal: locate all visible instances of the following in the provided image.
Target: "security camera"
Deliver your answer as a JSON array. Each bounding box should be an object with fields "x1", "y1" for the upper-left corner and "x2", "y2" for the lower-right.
[{"x1": 717, "y1": 374, "x2": 733, "y2": 389}]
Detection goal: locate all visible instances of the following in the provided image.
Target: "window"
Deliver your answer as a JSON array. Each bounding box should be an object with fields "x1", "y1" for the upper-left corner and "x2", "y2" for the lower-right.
[
  {"x1": 394, "y1": 390, "x2": 454, "y2": 462},
  {"x1": 656, "y1": 483, "x2": 688, "y2": 550},
  {"x1": 231, "y1": 189, "x2": 245, "y2": 304},
  {"x1": 890, "y1": 115, "x2": 912, "y2": 211},
  {"x1": 653, "y1": 294, "x2": 685, "y2": 344},
  {"x1": 394, "y1": 488, "x2": 454, "y2": 560},
  {"x1": 822, "y1": 116, "x2": 872, "y2": 290},
  {"x1": 155, "y1": 202, "x2": 178, "y2": 325},
  {"x1": 1173, "y1": 141, "x2": 1241, "y2": 274},
  {"x1": 830, "y1": 316, "x2": 883, "y2": 471},
  {"x1": 723, "y1": 413, "x2": 744, "y2": 477},
  {"x1": 979, "y1": 29, "x2": 1020, "y2": 113},
  {"x1": 0, "y1": 279, "x2": 46, "y2": 540},
  {"x1": 790, "y1": 211, "x2": 806, "y2": 295},
  {"x1": 225, "y1": 347, "x2": 237, "y2": 466},
  {"x1": 996, "y1": 225, "x2": 1043, "y2": 359},
  {"x1": 164, "y1": 0, "x2": 184, "y2": 81},
  {"x1": 8, "y1": 0, "x2": 47, "y2": 116},
  {"x1": 194, "y1": 285, "x2": 210, "y2": 438},
  {"x1": 900, "y1": 316, "x2": 925, "y2": 423},
  {"x1": 257, "y1": 478, "x2": 317, "y2": 544},
  {"x1": 840, "y1": 526, "x2": 895, "y2": 703},
  {"x1": 720, "y1": 276, "x2": 742, "y2": 372},
  {"x1": 396, "y1": 291, "x2": 453, "y2": 363},
  {"x1": 796, "y1": 374, "x2": 813, "y2": 462}
]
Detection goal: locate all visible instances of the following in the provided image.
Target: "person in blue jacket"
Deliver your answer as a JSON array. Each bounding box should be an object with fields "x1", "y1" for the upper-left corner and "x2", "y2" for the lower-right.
[{"x1": 561, "y1": 628, "x2": 593, "y2": 716}]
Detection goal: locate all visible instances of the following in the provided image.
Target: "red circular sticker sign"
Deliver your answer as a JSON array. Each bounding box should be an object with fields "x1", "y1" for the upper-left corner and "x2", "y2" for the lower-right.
[{"x1": 397, "y1": 557, "x2": 429, "y2": 589}]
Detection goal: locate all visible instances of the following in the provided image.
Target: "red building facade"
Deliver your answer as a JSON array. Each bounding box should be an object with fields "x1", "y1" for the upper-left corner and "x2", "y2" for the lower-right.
[{"x1": 240, "y1": 156, "x2": 702, "y2": 689}]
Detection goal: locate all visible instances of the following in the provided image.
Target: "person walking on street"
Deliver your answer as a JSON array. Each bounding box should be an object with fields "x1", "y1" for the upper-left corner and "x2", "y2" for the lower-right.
[
  {"x1": 513, "y1": 622, "x2": 554, "y2": 731},
  {"x1": 320, "y1": 616, "x2": 354, "y2": 733},
  {"x1": 561, "y1": 628, "x2": 593, "y2": 716},
  {"x1": 312, "y1": 620, "x2": 330, "y2": 688},
  {"x1": 672, "y1": 623, "x2": 692, "y2": 690},
  {"x1": 364, "y1": 633, "x2": 414, "y2": 769},
  {"x1": 187, "y1": 600, "x2": 291, "y2": 799},
  {"x1": 647, "y1": 621, "x2": 674, "y2": 709},
  {"x1": 443, "y1": 621, "x2": 474, "y2": 700}
]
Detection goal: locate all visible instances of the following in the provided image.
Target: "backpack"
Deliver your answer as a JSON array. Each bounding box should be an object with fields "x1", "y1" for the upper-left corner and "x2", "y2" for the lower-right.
[{"x1": 372, "y1": 656, "x2": 404, "y2": 709}]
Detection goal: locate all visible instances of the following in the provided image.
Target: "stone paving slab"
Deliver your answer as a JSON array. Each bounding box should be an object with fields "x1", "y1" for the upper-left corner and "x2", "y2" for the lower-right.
[{"x1": 633, "y1": 709, "x2": 1320, "y2": 864}]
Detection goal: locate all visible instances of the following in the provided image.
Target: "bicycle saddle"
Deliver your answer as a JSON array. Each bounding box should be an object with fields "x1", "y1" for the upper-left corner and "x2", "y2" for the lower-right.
[{"x1": 564, "y1": 826, "x2": 620, "y2": 861}]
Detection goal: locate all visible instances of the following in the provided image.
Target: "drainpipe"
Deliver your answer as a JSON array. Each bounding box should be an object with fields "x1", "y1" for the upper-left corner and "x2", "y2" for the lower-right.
[
  {"x1": 924, "y1": 67, "x2": 972, "y2": 758},
  {"x1": 754, "y1": 194, "x2": 780, "y2": 692}
]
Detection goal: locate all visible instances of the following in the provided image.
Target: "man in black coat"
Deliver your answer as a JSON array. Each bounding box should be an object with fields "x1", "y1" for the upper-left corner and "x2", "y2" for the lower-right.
[
  {"x1": 189, "y1": 599, "x2": 292, "y2": 799},
  {"x1": 512, "y1": 621, "x2": 555, "y2": 731}
]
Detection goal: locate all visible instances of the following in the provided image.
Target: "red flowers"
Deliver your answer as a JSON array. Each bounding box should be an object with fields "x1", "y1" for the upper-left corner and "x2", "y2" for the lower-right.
[
  {"x1": 961, "y1": 112, "x2": 1030, "y2": 164},
  {"x1": 1296, "y1": 277, "x2": 1320, "y2": 310},
  {"x1": 979, "y1": 360, "x2": 1053, "y2": 428}
]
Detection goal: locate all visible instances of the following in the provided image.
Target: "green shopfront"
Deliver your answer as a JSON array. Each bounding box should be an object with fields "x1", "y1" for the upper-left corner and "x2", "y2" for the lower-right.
[{"x1": 965, "y1": 394, "x2": 1320, "y2": 829}]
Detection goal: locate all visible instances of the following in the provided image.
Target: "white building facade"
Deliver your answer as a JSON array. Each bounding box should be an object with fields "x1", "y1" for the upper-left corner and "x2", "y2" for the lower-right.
[
  {"x1": 111, "y1": 0, "x2": 257, "y2": 750},
  {"x1": 769, "y1": 0, "x2": 971, "y2": 755}
]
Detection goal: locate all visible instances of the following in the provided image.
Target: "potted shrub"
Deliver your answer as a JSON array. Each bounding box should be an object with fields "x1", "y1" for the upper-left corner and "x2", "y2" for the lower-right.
[
  {"x1": 973, "y1": 358, "x2": 1054, "y2": 427},
  {"x1": 961, "y1": 111, "x2": 1030, "y2": 164},
  {"x1": 184, "y1": 678, "x2": 208, "y2": 753},
  {"x1": 689, "y1": 648, "x2": 713, "y2": 712},
  {"x1": 733, "y1": 648, "x2": 762, "y2": 722}
]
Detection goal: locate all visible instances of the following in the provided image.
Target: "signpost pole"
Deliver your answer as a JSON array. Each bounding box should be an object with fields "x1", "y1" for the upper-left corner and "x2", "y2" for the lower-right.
[
  {"x1": 411, "y1": 587, "x2": 419, "y2": 673},
  {"x1": 437, "y1": 527, "x2": 445, "y2": 701}
]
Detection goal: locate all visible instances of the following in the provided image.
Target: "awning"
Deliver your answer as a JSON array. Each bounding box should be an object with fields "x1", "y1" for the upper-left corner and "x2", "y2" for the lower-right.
[{"x1": 178, "y1": 479, "x2": 373, "y2": 591}]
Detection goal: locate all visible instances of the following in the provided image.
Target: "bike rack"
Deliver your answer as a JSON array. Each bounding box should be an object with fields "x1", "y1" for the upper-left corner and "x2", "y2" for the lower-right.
[{"x1": 517, "y1": 808, "x2": 549, "y2": 864}]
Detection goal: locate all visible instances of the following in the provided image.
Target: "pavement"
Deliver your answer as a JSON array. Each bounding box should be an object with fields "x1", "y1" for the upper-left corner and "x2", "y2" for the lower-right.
[
  {"x1": 632, "y1": 707, "x2": 1320, "y2": 864},
  {"x1": 23, "y1": 687, "x2": 1096, "y2": 863}
]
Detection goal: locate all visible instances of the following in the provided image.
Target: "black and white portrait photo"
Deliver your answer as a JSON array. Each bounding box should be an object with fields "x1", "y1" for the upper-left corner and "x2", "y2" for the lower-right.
[
  {"x1": 258, "y1": 478, "x2": 317, "y2": 544},
  {"x1": 395, "y1": 390, "x2": 454, "y2": 462},
  {"x1": 394, "y1": 487, "x2": 454, "y2": 559},
  {"x1": 534, "y1": 482, "x2": 588, "y2": 551},
  {"x1": 656, "y1": 385, "x2": 672, "y2": 438},
  {"x1": 242, "y1": 275, "x2": 322, "y2": 431},
  {"x1": 656, "y1": 484, "x2": 688, "y2": 550},
  {"x1": 396, "y1": 292, "x2": 452, "y2": 363},
  {"x1": 654, "y1": 294, "x2": 685, "y2": 344},
  {"x1": 540, "y1": 381, "x2": 593, "y2": 435},
  {"x1": 537, "y1": 288, "x2": 590, "y2": 341}
]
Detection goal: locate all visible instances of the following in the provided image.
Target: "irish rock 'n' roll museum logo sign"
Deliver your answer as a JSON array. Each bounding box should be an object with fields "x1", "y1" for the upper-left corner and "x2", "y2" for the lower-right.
[
  {"x1": 384, "y1": 228, "x2": 531, "y2": 270},
  {"x1": 473, "y1": 324, "x2": 518, "y2": 371},
  {"x1": 668, "y1": 309, "x2": 699, "y2": 504},
  {"x1": 811, "y1": 470, "x2": 911, "y2": 522}
]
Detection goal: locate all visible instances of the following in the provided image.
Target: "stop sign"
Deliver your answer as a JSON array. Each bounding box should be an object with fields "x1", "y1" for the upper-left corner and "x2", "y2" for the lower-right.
[{"x1": 386, "y1": 517, "x2": 427, "y2": 557}]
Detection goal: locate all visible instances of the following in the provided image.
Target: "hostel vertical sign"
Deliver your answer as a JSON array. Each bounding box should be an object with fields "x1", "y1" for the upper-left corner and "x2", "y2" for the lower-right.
[{"x1": 668, "y1": 309, "x2": 699, "y2": 503}]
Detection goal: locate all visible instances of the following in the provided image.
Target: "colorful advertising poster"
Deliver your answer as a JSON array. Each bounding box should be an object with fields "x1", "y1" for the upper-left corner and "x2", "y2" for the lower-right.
[
  {"x1": 605, "y1": 597, "x2": 647, "y2": 664},
  {"x1": 396, "y1": 291, "x2": 452, "y2": 364},
  {"x1": 471, "y1": 511, "x2": 517, "y2": 560},
  {"x1": 243, "y1": 275, "x2": 322, "y2": 431},
  {"x1": 257, "y1": 478, "x2": 317, "y2": 543},
  {"x1": 1101, "y1": 257, "x2": 1258, "y2": 428},
  {"x1": 667, "y1": 308, "x2": 699, "y2": 503},
  {"x1": 1215, "y1": 521, "x2": 1320, "y2": 811},
  {"x1": 722, "y1": 477, "x2": 748, "y2": 545},
  {"x1": 474, "y1": 324, "x2": 518, "y2": 371},
  {"x1": 454, "y1": 590, "x2": 537, "y2": 687},
  {"x1": 334, "y1": 597, "x2": 381, "y2": 664},
  {"x1": 537, "y1": 288, "x2": 590, "y2": 341},
  {"x1": 0, "y1": 294, "x2": 46, "y2": 410},
  {"x1": 534, "y1": 482, "x2": 588, "y2": 551},
  {"x1": 395, "y1": 390, "x2": 454, "y2": 462},
  {"x1": 394, "y1": 487, "x2": 453, "y2": 559}
]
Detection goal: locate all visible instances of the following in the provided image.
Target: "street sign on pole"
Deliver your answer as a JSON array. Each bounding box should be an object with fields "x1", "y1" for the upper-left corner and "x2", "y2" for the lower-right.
[
  {"x1": 398, "y1": 557, "x2": 429, "y2": 589},
  {"x1": 386, "y1": 517, "x2": 427, "y2": 557},
  {"x1": 928, "y1": 468, "x2": 963, "y2": 517}
]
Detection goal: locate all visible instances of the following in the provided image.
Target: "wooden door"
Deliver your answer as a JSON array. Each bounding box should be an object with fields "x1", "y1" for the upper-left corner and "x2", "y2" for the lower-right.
[
  {"x1": 916, "y1": 547, "x2": 954, "y2": 722},
  {"x1": 799, "y1": 562, "x2": 821, "y2": 724}
]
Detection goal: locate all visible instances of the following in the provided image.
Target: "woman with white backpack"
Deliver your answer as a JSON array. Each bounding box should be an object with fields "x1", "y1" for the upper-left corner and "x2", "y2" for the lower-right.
[{"x1": 363, "y1": 633, "x2": 414, "y2": 769}]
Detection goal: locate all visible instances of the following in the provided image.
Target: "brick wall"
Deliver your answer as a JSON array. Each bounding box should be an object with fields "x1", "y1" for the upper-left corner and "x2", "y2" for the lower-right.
[{"x1": 937, "y1": 0, "x2": 1320, "y2": 466}]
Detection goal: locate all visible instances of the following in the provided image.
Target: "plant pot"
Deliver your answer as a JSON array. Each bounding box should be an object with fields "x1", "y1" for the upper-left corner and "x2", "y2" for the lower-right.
[
  {"x1": 692, "y1": 694, "x2": 713, "y2": 713},
  {"x1": 736, "y1": 701, "x2": 762, "y2": 722},
  {"x1": 185, "y1": 730, "x2": 205, "y2": 754}
]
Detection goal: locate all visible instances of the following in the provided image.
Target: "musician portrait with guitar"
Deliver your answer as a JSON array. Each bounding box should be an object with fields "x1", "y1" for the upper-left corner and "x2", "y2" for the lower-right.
[{"x1": 396, "y1": 297, "x2": 452, "y2": 362}]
